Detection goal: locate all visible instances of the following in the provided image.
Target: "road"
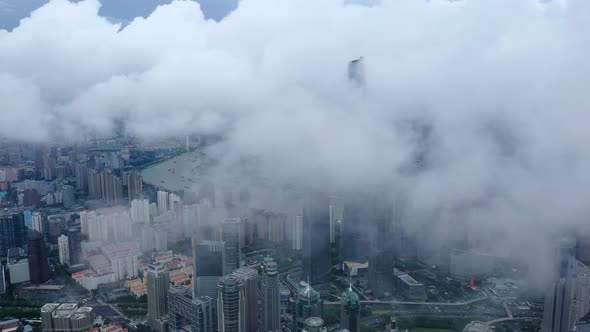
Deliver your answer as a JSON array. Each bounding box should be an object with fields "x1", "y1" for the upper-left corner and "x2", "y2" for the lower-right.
[
  {"x1": 324, "y1": 294, "x2": 488, "y2": 306},
  {"x1": 96, "y1": 299, "x2": 126, "y2": 318}
]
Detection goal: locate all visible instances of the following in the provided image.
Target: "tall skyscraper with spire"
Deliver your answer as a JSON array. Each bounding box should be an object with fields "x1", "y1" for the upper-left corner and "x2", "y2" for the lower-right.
[{"x1": 340, "y1": 284, "x2": 361, "y2": 332}]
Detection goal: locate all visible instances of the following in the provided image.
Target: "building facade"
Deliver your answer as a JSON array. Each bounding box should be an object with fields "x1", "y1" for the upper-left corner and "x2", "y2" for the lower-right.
[
  {"x1": 147, "y1": 263, "x2": 169, "y2": 332},
  {"x1": 168, "y1": 285, "x2": 215, "y2": 332},
  {"x1": 28, "y1": 230, "x2": 49, "y2": 284},
  {"x1": 58, "y1": 235, "x2": 70, "y2": 266},
  {"x1": 217, "y1": 275, "x2": 246, "y2": 332},
  {"x1": 222, "y1": 218, "x2": 241, "y2": 276},
  {"x1": 261, "y1": 259, "x2": 280, "y2": 332},
  {"x1": 194, "y1": 241, "x2": 225, "y2": 299},
  {"x1": 232, "y1": 267, "x2": 259, "y2": 332},
  {"x1": 302, "y1": 193, "x2": 332, "y2": 284}
]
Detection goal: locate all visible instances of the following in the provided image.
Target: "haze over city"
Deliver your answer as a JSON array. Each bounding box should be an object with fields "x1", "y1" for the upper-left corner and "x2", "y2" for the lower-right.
[{"x1": 0, "y1": 1, "x2": 589, "y2": 332}]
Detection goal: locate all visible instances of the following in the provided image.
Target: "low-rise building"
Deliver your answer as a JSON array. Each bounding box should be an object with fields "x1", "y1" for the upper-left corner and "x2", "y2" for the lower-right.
[{"x1": 397, "y1": 274, "x2": 426, "y2": 301}]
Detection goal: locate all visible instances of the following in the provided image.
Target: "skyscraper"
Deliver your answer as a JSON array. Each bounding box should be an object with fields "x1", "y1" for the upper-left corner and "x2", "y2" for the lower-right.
[
  {"x1": 340, "y1": 287, "x2": 360, "y2": 332},
  {"x1": 147, "y1": 263, "x2": 169, "y2": 332},
  {"x1": 28, "y1": 230, "x2": 49, "y2": 284},
  {"x1": 0, "y1": 209, "x2": 26, "y2": 256},
  {"x1": 261, "y1": 258, "x2": 281, "y2": 332},
  {"x1": 194, "y1": 241, "x2": 225, "y2": 298},
  {"x1": 302, "y1": 192, "x2": 332, "y2": 284},
  {"x1": 341, "y1": 198, "x2": 371, "y2": 263},
  {"x1": 217, "y1": 275, "x2": 246, "y2": 332},
  {"x1": 66, "y1": 227, "x2": 81, "y2": 266},
  {"x1": 368, "y1": 250, "x2": 395, "y2": 298},
  {"x1": 222, "y1": 218, "x2": 241, "y2": 276},
  {"x1": 232, "y1": 267, "x2": 259, "y2": 332},
  {"x1": 341, "y1": 194, "x2": 393, "y2": 263},
  {"x1": 542, "y1": 278, "x2": 566, "y2": 332},
  {"x1": 57, "y1": 235, "x2": 70, "y2": 266}
]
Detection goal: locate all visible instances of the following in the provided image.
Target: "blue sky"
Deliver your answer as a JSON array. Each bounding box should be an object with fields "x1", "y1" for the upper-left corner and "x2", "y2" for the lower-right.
[{"x1": 0, "y1": 0, "x2": 238, "y2": 30}]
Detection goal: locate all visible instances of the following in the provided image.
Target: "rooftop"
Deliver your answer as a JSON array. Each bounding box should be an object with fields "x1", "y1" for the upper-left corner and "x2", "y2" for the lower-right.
[{"x1": 398, "y1": 274, "x2": 422, "y2": 286}]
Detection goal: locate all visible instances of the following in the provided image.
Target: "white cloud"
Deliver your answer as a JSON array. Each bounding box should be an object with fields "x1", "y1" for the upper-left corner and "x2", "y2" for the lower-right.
[{"x1": 1, "y1": 0, "x2": 590, "y2": 282}]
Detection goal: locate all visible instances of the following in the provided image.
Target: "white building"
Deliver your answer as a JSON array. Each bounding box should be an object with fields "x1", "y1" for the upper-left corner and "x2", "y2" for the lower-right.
[
  {"x1": 111, "y1": 255, "x2": 139, "y2": 281},
  {"x1": 8, "y1": 259, "x2": 30, "y2": 284},
  {"x1": 131, "y1": 199, "x2": 150, "y2": 224},
  {"x1": 157, "y1": 191, "x2": 169, "y2": 215},
  {"x1": 32, "y1": 211, "x2": 43, "y2": 233},
  {"x1": 292, "y1": 215, "x2": 303, "y2": 251},
  {"x1": 79, "y1": 210, "x2": 97, "y2": 236},
  {"x1": 58, "y1": 235, "x2": 70, "y2": 266}
]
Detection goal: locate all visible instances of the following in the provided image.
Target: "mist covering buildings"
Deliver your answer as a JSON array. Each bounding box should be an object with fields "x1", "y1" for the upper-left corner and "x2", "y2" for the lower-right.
[{"x1": 1, "y1": 0, "x2": 590, "y2": 331}]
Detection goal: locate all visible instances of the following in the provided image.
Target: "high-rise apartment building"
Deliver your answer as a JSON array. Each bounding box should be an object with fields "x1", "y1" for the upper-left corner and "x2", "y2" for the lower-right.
[
  {"x1": 130, "y1": 199, "x2": 150, "y2": 224},
  {"x1": 217, "y1": 275, "x2": 246, "y2": 332},
  {"x1": 157, "y1": 191, "x2": 169, "y2": 215},
  {"x1": 126, "y1": 171, "x2": 143, "y2": 202},
  {"x1": 147, "y1": 263, "x2": 169, "y2": 332},
  {"x1": 32, "y1": 211, "x2": 43, "y2": 234},
  {"x1": 222, "y1": 218, "x2": 241, "y2": 275},
  {"x1": 261, "y1": 258, "x2": 281, "y2": 332},
  {"x1": 57, "y1": 235, "x2": 70, "y2": 266},
  {"x1": 194, "y1": 241, "x2": 225, "y2": 298}
]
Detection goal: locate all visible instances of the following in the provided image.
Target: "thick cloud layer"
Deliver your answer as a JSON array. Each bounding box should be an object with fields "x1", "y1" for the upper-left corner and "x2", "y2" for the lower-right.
[{"x1": 2, "y1": 0, "x2": 590, "y2": 283}]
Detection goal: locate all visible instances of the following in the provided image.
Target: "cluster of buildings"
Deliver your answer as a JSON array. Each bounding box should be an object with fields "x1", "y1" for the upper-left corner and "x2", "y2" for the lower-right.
[{"x1": 41, "y1": 303, "x2": 95, "y2": 332}]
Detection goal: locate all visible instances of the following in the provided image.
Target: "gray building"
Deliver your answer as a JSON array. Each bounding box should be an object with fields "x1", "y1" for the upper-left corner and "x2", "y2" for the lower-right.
[
  {"x1": 194, "y1": 241, "x2": 225, "y2": 298},
  {"x1": 217, "y1": 275, "x2": 246, "y2": 332},
  {"x1": 40, "y1": 303, "x2": 94, "y2": 332},
  {"x1": 222, "y1": 218, "x2": 241, "y2": 276},
  {"x1": 292, "y1": 281, "x2": 323, "y2": 331},
  {"x1": 62, "y1": 185, "x2": 75, "y2": 209},
  {"x1": 543, "y1": 278, "x2": 566, "y2": 332},
  {"x1": 397, "y1": 274, "x2": 426, "y2": 301},
  {"x1": 147, "y1": 263, "x2": 169, "y2": 332},
  {"x1": 368, "y1": 250, "x2": 395, "y2": 298},
  {"x1": 168, "y1": 285, "x2": 215, "y2": 332},
  {"x1": 543, "y1": 256, "x2": 590, "y2": 332},
  {"x1": 0, "y1": 209, "x2": 26, "y2": 257},
  {"x1": 261, "y1": 258, "x2": 280, "y2": 332},
  {"x1": 302, "y1": 193, "x2": 332, "y2": 284},
  {"x1": 232, "y1": 266, "x2": 259, "y2": 332}
]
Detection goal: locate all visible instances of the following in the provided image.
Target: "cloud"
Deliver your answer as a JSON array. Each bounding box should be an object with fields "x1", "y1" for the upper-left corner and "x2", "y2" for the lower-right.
[{"x1": 2, "y1": 0, "x2": 590, "y2": 283}]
